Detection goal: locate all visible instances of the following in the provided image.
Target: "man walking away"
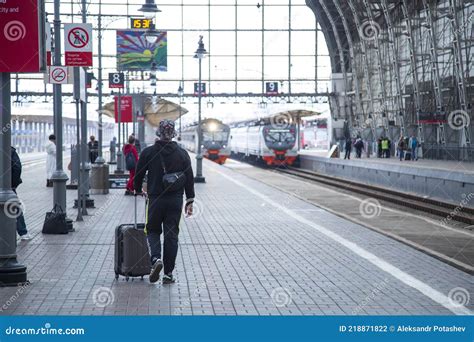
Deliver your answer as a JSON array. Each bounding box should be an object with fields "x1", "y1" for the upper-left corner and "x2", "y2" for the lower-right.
[
  {"x1": 45, "y1": 134, "x2": 56, "y2": 187},
  {"x1": 344, "y1": 138, "x2": 352, "y2": 160},
  {"x1": 11, "y1": 147, "x2": 30, "y2": 240},
  {"x1": 123, "y1": 135, "x2": 139, "y2": 196},
  {"x1": 134, "y1": 120, "x2": 195, "y2": 284},
  {"x1": 409, "y1": 134, "x2": 418, "y2": 161},
  {"x1": 88, "y1": 135, "x2": 99, "y2": 164}
]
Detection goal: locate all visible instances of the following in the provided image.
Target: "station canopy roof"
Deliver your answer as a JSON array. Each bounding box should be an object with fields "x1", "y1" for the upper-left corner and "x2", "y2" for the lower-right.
[{"x1": 101, "y1": 96, "x2": 188, "y2": 127}]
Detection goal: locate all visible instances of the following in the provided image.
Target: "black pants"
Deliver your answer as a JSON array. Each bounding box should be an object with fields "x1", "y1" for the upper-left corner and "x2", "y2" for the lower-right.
[
  {"x1": 146, "y1": 194, "x2": 183, "y2": 275},
  {"x1": 344, "y1": 149, "x2": 351, "y2": 159}
]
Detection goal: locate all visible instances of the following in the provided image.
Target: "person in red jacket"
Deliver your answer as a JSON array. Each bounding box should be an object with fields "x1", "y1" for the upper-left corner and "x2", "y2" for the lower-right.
[{"x1": 123, "y1": 135, "x2": 139, "y2": 196}]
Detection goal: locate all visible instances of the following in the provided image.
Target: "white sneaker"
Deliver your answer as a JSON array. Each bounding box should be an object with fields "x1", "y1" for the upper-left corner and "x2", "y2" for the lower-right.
[{"x1": 20, "y1": 234, "x2": 32, "y2": 241}]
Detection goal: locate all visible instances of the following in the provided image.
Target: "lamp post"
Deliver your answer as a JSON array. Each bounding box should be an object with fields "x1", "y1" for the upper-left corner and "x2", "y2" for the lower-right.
[
  {"x1": 194, "y1": 36, "x2": 207, "y2": 183},
  {"x1": 178, "y1": 82, "x2": 184, "y2": 138}
]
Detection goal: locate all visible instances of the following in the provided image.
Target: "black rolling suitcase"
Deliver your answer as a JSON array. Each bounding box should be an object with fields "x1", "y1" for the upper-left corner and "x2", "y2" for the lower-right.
[
  {"x1": 404, "y1": 151, "x2": 412, "y2": 160},
  {"x1": 114, "y1": 196, "x2": 151, "y2": 281}
]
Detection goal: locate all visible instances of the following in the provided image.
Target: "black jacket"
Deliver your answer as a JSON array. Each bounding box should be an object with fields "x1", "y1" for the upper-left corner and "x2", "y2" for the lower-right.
[
  {"x1": 134, "y1": 140, "x2": 195, "y2": 200},
  {"x1": 11, "y1": 147, "x2": 22, "y2": 189}
]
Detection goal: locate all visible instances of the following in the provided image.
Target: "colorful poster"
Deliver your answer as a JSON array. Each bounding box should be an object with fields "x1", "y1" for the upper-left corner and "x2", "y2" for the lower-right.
[
  {"x1": 116, "y1": 30, "x2": 167, "y2": 71},
  {"x1": 114, "y1": 95, "x2": 133, "y2": 123}
]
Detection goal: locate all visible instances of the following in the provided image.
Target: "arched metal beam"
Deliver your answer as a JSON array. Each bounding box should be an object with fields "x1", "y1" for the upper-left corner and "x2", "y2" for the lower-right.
[
  {"x1": 318, "y1": 0, "x2": 349, "y2": 123},
  {"x1": 401, "y1": 0, "x2": 424, "y2": 143},
  {"x1": 421, "y1": 0, "x2": 446, "y2": 145},
  {"x1": 332, "y1": 0, "x2": 364, "y2": 129},
  {"x1": 361, "y1": 0, "x2": 389, "y2": 131},
  {"x1": 448, "y1": 0, "x2": 470, "y2": 145},
  {"x1": 346, "y1": 0, "x2": 376, "y2": 138},
  {"x1": 380, "y1": 0, "x2": 405, "y2": 133}
]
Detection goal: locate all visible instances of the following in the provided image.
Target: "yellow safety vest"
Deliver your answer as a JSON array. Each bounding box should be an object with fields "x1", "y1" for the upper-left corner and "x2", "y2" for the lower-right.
[{"x1": 381, "y1": 140, "x2": 389, "y2": 150}]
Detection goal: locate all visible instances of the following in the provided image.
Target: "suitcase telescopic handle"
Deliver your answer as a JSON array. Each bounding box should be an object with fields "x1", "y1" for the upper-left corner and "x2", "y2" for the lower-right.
[{"x1": 134, "y1": 195, "x2": 137, "y2": 229}]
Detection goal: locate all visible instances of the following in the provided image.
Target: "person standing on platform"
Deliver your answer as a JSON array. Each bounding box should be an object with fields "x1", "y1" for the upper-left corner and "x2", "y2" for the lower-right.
[
  {"x1": 134, "y1": 120, "x2": 195, "y2": 285},
  {"x1": 11, "y1": 147, "x2": 31, "y2": 240},
  {"x1": 344, "y1": 138, "x2": 352, "y2": 160},
  {"x1": 409, "y1": 134, "x2": 419, "y2": 161},
  {"x1": 377, "y1": 138, "x2": 383, "y2": 158},
  {"x1": 88, "y1": 135, "x2": 99, "y2": 163},
  {"x1": 131, "y1": 133, "x2": 141, "y2": 154},
  {"x1": 397, "y1": 135, "x2": 406, "y2": 161},
  {"x1": 123, "y1": 135, "x2": 139, "y2": 196},
  {"x1": 110, "y1": 137, "x2": 117, "y2": 163},
  {"x1": 381, "y1": 137, "x2": 390, "y2": 158},
  {"x1": 45, "y1": 134, "x2": 56, "y2": 187},
  {"x1": 354, "y1": 136, "x2": 364, "y2": 158}
]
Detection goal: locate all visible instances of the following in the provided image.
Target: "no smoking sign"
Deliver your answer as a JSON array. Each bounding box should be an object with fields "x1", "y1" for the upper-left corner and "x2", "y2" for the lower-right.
[
  {"x1": 48, "y1": 66, "x2": 68, "y2": 84},
  {"x1": 64, "y1": 23, "x2": 93, "y2": 67}
]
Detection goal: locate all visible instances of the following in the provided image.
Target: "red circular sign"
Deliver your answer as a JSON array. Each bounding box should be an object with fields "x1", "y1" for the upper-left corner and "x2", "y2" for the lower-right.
[
  {"x1": 51, "y1": 67, "x2": 66, "y2": 83},
  {"x1": 68, "y1": 27, "x2": 89, "y2": 48}
]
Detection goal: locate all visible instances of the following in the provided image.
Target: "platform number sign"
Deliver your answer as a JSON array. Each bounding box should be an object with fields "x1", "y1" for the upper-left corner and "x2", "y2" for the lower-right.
[
  {"x1": 266, "y1": 82, "x2": 279, "y2": 95},
  {"x1": 109, "y1": 73, "x2": 125, "y2": 89},
  {"x1": 194, "y1": 83, "x2": 206, "y2": 96}
]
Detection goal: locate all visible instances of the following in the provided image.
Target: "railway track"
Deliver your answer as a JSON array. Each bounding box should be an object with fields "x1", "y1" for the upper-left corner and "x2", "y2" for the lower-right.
[{"x1": 276, "y1": 166, "x2": 474, "y2": 226}]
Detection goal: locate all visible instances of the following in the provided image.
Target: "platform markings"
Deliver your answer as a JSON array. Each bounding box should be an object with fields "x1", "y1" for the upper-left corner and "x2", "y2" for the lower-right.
[
  {"x1": 277, "y1": 170, "x2": 474, "y2": 238},
  {"x1": 212, "y1": 167, "x2": 473, "y2": 316}
]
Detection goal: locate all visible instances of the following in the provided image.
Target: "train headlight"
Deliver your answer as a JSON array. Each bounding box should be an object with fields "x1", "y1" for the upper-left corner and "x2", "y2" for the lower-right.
[{"x1": 209, "y1": 122, "x2": 218, "y2": 132}]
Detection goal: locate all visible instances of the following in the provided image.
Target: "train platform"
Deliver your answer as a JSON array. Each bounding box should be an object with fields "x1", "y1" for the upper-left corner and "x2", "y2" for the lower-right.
[
  {"x1": 0, "y1": 155, "x2": 472, "y2": 316},
  {"x1": 299, "y1": 150, "x2": 474, "y2": 208}
]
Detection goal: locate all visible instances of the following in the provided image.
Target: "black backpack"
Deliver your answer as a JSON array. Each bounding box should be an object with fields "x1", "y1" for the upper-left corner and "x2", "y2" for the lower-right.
[{"x1": 125, "y1": 152, "x2": 136, "y2": 171}]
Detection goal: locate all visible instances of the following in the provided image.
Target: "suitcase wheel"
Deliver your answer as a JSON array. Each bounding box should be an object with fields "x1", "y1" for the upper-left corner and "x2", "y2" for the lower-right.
[
  {"x1": 141, "y1": 276, "x2": 144, "y2": 280},
  {"x1": 115, "y1": 273, "x2": 119, "y2": 280},
  {"x1": 126, "y1": 276, "x2": 130, "y2": 281}
]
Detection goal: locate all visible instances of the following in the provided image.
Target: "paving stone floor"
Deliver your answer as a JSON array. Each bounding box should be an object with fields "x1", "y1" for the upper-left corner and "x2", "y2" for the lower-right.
[{"x1": 0, "y1": 153, "x2": 472, "y2": 316}]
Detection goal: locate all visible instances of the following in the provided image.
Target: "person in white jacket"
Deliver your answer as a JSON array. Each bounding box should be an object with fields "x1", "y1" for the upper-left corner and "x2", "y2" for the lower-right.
[{"x1": 45, "y1": 134, "x2": 56, "y2": 187}]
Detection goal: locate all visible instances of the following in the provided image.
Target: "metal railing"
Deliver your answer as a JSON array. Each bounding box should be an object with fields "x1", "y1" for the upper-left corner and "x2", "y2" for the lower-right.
[{"x1": 422, "y1": 145, "x2": 474, "y2": 162}]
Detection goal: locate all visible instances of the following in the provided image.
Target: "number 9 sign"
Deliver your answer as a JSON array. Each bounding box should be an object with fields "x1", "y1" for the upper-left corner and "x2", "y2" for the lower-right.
[
  {"x1": 109, "y1": 72, "x2": 125, "y2": 89},
  {"x1": 266, "y1": 82, "x2": 279, "y2": 95}
]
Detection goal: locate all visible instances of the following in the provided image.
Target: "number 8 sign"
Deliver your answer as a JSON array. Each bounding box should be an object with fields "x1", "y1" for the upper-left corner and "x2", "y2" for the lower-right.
[{"x1": 109, "y1": 72, "x2": 125, "y2": 89}]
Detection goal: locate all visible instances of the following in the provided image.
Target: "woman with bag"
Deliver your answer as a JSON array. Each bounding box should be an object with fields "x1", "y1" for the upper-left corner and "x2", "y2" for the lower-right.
[
  {"x1": 45, "y1": 134, "x2": 56, "y2": 187},
  {"x1": 123, "y1": 135, "x2": 139, "y2": 196}
]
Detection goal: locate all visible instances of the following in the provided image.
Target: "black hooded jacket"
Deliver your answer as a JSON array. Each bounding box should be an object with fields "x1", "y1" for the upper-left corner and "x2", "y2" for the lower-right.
[
  {"x1": 134, "y1": 140, "x2": 195, "y2": 200},
  {"x1": 11, "y1": 147, "x2": 22, "y2": 189}
]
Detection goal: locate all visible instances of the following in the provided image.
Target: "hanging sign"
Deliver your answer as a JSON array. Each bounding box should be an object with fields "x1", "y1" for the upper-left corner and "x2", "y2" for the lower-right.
[
  {"x1": 0, "y1": 0, "x2": 46, "y2": 73},
  {"x1": 114, "y1": 96, "x2": 133, "y2": 123},
  {"x1": 64, "y1": 23, "x2": 93, "y2": 66}
]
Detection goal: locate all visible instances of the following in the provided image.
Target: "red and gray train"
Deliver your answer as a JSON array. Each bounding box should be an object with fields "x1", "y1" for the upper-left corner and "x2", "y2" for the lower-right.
[
  {"x1": 229, "y1": 118, "x2": 298, "y2": 166},
  {"x1": 180, "y1": 117, "x2": 298, "y2": 166},
  {"x1": 180, "y1": 118, "x2": 231, "y2": 164}
]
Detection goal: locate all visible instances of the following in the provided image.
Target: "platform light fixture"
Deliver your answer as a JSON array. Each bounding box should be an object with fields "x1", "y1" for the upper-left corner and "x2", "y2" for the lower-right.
[
  {"x1": 138, "y1": 0, "x2": 161, "y2": 19},
  {"x1": 194, "y1": 36, "x2": 207, "y2": 183},
  {"x1": 144, "y1": 23, "x2": 161, "y2": 44}
]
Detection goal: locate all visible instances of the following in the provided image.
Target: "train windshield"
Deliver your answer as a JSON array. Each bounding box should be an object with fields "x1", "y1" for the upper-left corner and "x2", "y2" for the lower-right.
[
  {"x1": 264, "y1": 129, "x2": 296, "y2": 143},
  {"x1": 203, "y1": 131, "x2": 229, "y2": 142}
]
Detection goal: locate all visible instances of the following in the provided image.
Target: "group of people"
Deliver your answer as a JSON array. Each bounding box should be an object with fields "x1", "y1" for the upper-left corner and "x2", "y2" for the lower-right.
[
  {"x1": 344, "y1": 136, "x2": 365, "y2": 160},
  {"x1": 343, "y1": 134, "x2": 420, "y2": 162},
  {"x1": 396, "y1": 134, "x2": 419, "y2": 161}
]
